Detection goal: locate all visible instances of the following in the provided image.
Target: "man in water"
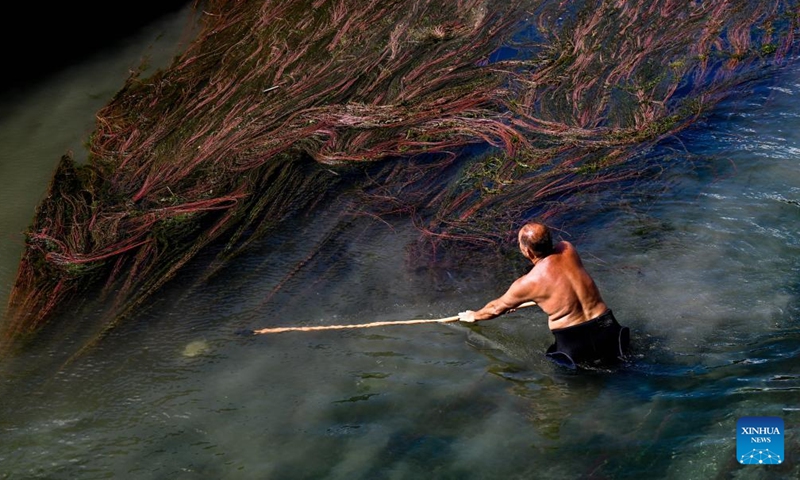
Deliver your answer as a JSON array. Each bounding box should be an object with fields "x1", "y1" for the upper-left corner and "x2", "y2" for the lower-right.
[{"x1": 458, "y1": 222, "x2": 629, "y2": 368}]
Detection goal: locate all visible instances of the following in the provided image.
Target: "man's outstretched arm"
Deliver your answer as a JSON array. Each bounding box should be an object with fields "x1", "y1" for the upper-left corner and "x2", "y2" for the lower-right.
[{"x1": 459, "y1": 277, "x2": 532, "y2": 322}]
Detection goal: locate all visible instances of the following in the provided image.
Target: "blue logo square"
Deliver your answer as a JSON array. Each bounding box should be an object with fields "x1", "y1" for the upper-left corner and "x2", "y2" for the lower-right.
[{"x1": 737, "y1": 416, "x2": 784, "y2": 465}]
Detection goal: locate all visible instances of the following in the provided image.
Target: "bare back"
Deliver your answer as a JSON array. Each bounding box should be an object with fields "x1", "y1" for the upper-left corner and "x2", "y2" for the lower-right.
[{"x1": 515, "y1": 241, "x2": 608, "y2": 329}]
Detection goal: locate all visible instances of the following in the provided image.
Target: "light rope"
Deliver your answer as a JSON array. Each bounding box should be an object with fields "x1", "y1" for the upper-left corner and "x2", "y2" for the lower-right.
[{"x1": 252, "y1": 301, "x2": 537, "y2": 334}]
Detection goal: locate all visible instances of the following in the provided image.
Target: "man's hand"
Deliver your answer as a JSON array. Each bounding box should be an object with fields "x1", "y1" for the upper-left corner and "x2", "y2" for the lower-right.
[{"x1": 458, "y1": 310, "x2": 477, "y2": 323}]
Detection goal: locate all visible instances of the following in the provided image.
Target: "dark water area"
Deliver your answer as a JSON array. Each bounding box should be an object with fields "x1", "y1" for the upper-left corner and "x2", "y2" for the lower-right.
[
  {"x1": 0, "y1": 2, "x2": 192, "y2": 94},
  {"x1": 1, "y1": 2, "x2": 799, "y2": 479}
]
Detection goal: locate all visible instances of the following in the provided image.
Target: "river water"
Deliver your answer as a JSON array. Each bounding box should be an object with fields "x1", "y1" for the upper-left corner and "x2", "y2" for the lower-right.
[{"x1": 1, "y1": 5, "x2": 798, "y2": 480}]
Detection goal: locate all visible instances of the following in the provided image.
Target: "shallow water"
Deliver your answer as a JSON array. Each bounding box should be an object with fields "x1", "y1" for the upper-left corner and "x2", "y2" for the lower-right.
[{"x1": 1, "y1": 8, "x2": 799, "y2": 480}]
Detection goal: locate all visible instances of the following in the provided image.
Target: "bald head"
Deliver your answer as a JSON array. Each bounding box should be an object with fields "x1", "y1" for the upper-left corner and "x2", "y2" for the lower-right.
[{"x1": 518, "y1": 222, "x2": 553, "y2": 258}]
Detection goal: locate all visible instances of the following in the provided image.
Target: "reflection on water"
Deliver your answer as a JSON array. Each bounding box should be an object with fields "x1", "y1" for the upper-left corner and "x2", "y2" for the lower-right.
[{"x1": 1, "y1": 11, "x2": 799, "y2": 480}]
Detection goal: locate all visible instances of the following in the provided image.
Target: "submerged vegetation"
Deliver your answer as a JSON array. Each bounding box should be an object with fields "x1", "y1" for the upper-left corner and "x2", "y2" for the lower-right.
[{"x1": 2, "y1": 0, "x2": 797, "y2": 353}]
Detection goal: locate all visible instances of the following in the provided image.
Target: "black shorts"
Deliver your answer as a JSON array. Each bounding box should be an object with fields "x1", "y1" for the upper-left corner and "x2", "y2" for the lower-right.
[{"x1": 546, "y1": 310, "x2": 630, "y2": 369}]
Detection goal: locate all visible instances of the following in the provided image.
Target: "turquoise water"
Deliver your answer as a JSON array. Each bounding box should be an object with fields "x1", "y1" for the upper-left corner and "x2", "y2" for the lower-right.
[{"x1": 1, "y1": 8, "x2": 798, "y2": 480}]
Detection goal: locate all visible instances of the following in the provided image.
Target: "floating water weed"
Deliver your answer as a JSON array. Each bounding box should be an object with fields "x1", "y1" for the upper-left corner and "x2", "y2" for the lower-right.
[{"x1": 2, "y1": 0, "x2": 797, "y2": 355}]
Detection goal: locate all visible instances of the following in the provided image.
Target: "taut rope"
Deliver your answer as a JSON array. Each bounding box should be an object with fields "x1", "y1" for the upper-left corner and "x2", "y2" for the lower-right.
[{"x1": 252, "y1": 301, "x2": 537, "y2": 334}]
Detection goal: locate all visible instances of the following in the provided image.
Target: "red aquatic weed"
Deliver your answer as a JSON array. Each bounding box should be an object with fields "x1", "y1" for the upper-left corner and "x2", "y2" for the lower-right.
[{"x1": 2, "y1": 0, "x2": 797, "y2": 355}]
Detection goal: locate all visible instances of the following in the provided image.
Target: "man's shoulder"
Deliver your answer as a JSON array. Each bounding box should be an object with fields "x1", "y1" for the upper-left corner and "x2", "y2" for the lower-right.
[
  {"x1": 554, "y1": 240, "x2": 574, "y2": 252},
  {"x1": 554, "y1": 241, "x2": 582, "y2": 261}
]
